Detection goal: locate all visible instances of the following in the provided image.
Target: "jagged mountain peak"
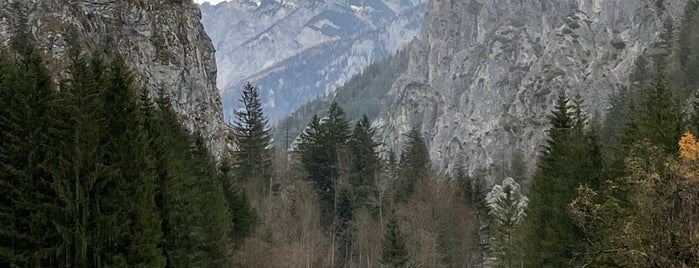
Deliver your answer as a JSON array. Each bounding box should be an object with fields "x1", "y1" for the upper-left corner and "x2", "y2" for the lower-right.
[{"x1": 376, "y1": 0, "x2": 687, "y2": 172}]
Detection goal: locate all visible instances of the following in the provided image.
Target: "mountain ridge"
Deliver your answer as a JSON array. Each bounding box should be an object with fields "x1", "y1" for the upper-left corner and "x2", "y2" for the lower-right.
[
  {"x1": 200, "y1": 0, "x2": 427, "y2": 121},
  {"x1": 0, "y1": 0, "x2": 227, "y2": 157},
  {"x1": 376, "y1": 0, "x2": 688, "y2": 172}
]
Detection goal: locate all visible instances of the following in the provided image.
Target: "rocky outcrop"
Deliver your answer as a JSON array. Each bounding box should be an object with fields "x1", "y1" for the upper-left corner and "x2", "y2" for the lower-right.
[
  {"x1": 377, "y1": 0, "x2": 687, "y2": 172},
  {"x1": 0, "y1": 0, "x2": 227, "y2": 157},
  {"x1": 199, "y1": 0, "x2": 426, "y2": 121}
]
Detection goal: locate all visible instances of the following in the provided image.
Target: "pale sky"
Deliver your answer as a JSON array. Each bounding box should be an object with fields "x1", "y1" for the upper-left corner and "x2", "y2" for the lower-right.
[{"x1": 194, "y1": 0, "x2": 228, "y2": 4}]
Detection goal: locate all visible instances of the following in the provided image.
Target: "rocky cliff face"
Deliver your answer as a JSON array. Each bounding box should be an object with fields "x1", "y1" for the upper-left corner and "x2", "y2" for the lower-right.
[
  {"x1": 199, "y1": 0, "x2": 426, "y2": 121},
  {"x1": 377, "y1": 0, "x2": 687, "y2": 172},
  {"x1": 0, "y1": 0, "x2": 227, "y2": 157}
]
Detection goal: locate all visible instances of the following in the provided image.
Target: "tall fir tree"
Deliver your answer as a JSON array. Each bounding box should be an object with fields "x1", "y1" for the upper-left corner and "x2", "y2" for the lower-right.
[
  {"x1": 335, "y1": 188, "x2": 355, "y2": 266},
  {"x1": 487, "y1": 178, "x2": 527, "y2": 268},
  {"x1": 149, "y1": 88, "x2": 233, "y2": 266},
  {"x1": 298, "y1": 102, "x2": 352, "y2": 230},
  {"x1": 100, "y1": 56, "x2": 165, "y2": 267},
  {"x1": 52, "y1": 50, "x2": 108, "y2": 267},
  {"x1": 190, "y1": 137, "x2": 232, "y2": 267},
  {"x1": 0, "y1": 41, "x2": 61, "y2": 267},
  {"x1": 219, "y1": 160, "x2": 257, "y2": 248},
  {"x1": 635, "y1": 73, "x2": 683, "y2": 154},
  {"x1": 298, "y1": 114, "x2": 335, "y2": 229},
  {"x1": 394, "y1": 127, "x2": 430, "y2": 203},
  {"x1": 232, "y1": 82, "x2": 274, "y2": 192},
  {"x1": 454, "y1": 162, "x2": 473, "y2": 206},
  {"x1": 522, "y1": 91, "x2": 602, "y2": 267},
  {"x1": 349, "y1": 114, "x2": 381, "y2": 206},
  {"x1": 381, "y1": 214, "x2": 409, "y2": 268}
]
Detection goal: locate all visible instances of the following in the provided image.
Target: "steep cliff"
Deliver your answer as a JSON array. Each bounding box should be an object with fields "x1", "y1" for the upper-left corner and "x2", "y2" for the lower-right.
[
  {"x1": 0, "y1": 0, "x2": 226, "y2": 156},
  {"x1": 377, "y1": 0, "x2": 687, "y2": 171},
  {"x1": 199, "y1": 0, "x2": 426, "y2": 121}
]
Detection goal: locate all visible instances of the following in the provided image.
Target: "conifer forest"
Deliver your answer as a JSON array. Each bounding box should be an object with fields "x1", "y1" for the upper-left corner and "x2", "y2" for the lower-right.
[{"x1": 3, "y1": 0, "x2": 699, "y2": 267}]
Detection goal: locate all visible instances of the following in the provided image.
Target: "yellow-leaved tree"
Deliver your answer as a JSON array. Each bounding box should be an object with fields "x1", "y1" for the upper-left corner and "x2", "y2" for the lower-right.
[{"x1": 679, "y1": 131, "x2": 699, "y2": 162}]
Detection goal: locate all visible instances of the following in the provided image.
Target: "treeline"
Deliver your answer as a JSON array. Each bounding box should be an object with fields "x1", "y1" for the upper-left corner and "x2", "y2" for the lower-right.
[
  {"x1": 0, "y1": 39, "x2": 255, "y2": 267},
  {"x1": 232, "y1": 83, "x2": 479, "y2": 266}
]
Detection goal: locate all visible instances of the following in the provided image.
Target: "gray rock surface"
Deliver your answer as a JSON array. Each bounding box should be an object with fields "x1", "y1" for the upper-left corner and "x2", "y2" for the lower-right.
[
  {"x1": 377, "y1": 0, "x2": 687, "y2": 172},
  {"x1": 0, "y1": 0, "x2": 227, "y2": 157},
  {"x1": 199, "y1": 0, "x2": 427, "y2": 121}
]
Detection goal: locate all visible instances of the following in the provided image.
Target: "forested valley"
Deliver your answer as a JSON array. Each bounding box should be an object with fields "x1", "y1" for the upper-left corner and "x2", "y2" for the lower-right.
[{"x1": 3, "y1": 2, "x2": 699, "y2": 267}]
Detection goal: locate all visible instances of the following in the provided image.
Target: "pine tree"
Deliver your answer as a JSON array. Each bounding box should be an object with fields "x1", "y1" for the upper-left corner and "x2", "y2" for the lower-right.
[
  {"x1": 219, "y1": 160, "x2": 257, "y2": 247},
  {"x1": 487, "y1": 178, "x2": 527, "y2": 268},
  {"x1": 298, "y1": 102, "x2": 352, "y2": 230},
  {"x1": 100, "y1": 56, "x2": 165, "y2": 267},
  {"x1": 298, "y1": 114, "x2": 336, "y2": 229},
  {"x1": 0, "y1": 41, "x2": 61, "y2": 266},
  {"x1": 394, "y1": 127, "x2": 430, "y2": 202},
  {"x1": 335, "y1": 188, "x2": 355, "y2": 266},
  {"x1": 232, "y1": 82, "x2": 274, "y2": 191},
  {"x1": 50, "y1": 50, "x2": 108, "y2": 267},
  {"x1": 454, "y1": 162, "x2": 473, "y2": 205},
  {"x1": 349, "y1": 114, "x2": 381, "y2": 206},
  {"x1": 471, "y1": 167, "x2": 490, "y2": 216},
  {"x1": 190, "y1": 137, "x2": 232, "y2": 267},
  {"x1": 149, "y1": 90, "x2": 202, "y2": 266},
  {"x1": 636, "y1": 73, "x2": 683, "y2": 154},
  {"x1": 323, "y1": 101, "x2": 352, "y2": 186},
  {"x1": 381, "y1": 214, "x2": 409, "y2": 268},
  {"x1": 522, "y1": 91, "x2": 602, "y2": 267}
]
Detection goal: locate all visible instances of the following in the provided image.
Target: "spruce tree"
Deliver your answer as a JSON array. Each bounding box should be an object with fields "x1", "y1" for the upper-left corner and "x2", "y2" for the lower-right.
[
  {"x1": 381, "y1": 214, "x2": 409, "y2": 268},
  {"x1": 522, "y1": 91, "x2": 602, "y2": 267},
  {"x1": 394, "y1": 127, "x2": 430, "y2": 202},
  {"x1": 298, "y1": 114, "x2": 335, "y2": 229},
  {"x1": 51, "y1": 50, "x2": 108, "y2": 267},
  {"x1": 349, "y1": 114, "x2": 381, "y2": 206},
  {"x1": 471, "y1": 167, "x2": 490, "y2": 217},
  {"x1": 149, "y1": 90, "x2": 200, "y2": 266},
  {"x1": 454, "y1": 162, "x2": 473, "y2": 205},
  {"x1": 0, "y1": 42, "x2": 61, "y2": 266},
  {"x1": 219, "y1": 160, "x2": 257, "y2": 247},
  {"x1": 190, "y1": 137, "x2": 232, "y2": 267},
  {"x1": 298, "y1": 102, "x2": 352, "y2": 230},
  {"x1": 99, "y1": 56, "x2": 165, "y2": 267},
  {"x1": 232, "y1": 82, "x2": 274, "y2": 191},
  {"x1": 636, "y1": 73, "x2": 683, "y2": 154},
  {"x1": 335, "y1": 188, "x2": 355, "y2": 266},
  {"x1": 487, "y1": 178, "x2": 527, "y2": 268}
]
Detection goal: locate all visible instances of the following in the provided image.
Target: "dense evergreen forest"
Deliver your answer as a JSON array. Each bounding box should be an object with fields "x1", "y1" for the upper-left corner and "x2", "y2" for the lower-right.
[
  {"x1": 0, "y1": 37, "x2": 256, "y2": 267},
  {"x1": 3, "y1": 2, "x2": 699, "y2": 267}
]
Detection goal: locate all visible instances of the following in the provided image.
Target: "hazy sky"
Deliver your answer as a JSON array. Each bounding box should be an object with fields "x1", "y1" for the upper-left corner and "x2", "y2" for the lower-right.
[{"x1": 194, "y1": 0, "x2": 228, "y2": 4}]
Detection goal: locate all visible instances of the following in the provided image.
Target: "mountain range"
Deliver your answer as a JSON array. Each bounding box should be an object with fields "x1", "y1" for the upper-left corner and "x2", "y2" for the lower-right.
[{"x1": 199, "y1": 0, "x2": 427, "y2": 121}]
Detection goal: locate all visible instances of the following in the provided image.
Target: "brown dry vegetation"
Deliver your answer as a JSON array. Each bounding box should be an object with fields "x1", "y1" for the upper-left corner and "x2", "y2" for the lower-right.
[{"x1": 234, "y1": 153, "x2": 479, "y2": 267}]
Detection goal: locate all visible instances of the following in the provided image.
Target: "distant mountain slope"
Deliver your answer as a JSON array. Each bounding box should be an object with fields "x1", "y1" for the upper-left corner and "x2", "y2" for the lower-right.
[
  {"x1": 199, "y1": 0, "x2": 426, "y2": 121},
  {"x1": 273, "y1": 49, "x2": 409, "y2": 150}
]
